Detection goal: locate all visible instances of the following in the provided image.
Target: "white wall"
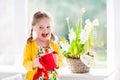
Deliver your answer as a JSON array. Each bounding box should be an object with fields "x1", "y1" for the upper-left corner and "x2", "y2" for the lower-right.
[
  {"x1": 13, "y1": 0, "x2": 27, "y2": 66},
  {"x1": 106, "y1": 0, "x2": 120, "y2": 80},
  {"x1": 107, "y1": 0, "x2": 120, "y2": 80},
  {"x1": 114, "y1": 0, "x2": 120, "y2": 80},
  {"x1": 0, "y1": 0, "x2": 27, "y2": 66},
  {"x1": 0, "y1": 0, "x2": 27, "y2": 79},
  {"x1": 114, "y1": 0, "x2": 120, "y2": 68}
]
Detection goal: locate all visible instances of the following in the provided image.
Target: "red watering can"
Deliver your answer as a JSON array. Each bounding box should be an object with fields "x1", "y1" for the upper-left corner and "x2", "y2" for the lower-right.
[{"x1": 33, "y1": 51, "x2": 58, "y2": 80}]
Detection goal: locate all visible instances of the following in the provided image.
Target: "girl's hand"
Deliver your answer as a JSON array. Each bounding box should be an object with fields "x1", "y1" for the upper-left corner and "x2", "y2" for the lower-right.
[
  {"x1": 53, "y1": 54, "x2": 59, "y2": 68},
  {"x1": 32, "y1": 55, "x2": 43, "y2": 69}
]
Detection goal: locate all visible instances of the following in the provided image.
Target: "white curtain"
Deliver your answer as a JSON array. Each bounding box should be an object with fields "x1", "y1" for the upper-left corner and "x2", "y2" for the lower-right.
[{"x1": 0, "y1": 0, "x2": 27, "y2": 67}]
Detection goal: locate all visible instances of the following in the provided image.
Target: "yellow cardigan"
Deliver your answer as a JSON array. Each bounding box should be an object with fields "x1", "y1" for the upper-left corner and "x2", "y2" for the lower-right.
[{"x1": 23, "y1": 40, "x2": 63, "y2": 80}]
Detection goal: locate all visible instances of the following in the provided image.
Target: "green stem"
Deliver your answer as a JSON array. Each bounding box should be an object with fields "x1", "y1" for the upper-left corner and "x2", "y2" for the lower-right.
[
  {"x1": 87, "y1": 25, "x2": 94, "y2": 52},
  {"x1": 80, "y1": 13, "x2": 83, "y2": 30},
  {"x1": 87, "y1": 33, "x2": 91, "y2": 52},
  {"x1": 66, "y1": 19, "x2": 71, "y2": 32}
]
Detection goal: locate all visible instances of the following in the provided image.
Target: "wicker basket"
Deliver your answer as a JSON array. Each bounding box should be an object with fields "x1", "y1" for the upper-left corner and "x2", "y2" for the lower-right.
[{"x1": 66, "y1": 58, "x2": 89, "y2": 73}]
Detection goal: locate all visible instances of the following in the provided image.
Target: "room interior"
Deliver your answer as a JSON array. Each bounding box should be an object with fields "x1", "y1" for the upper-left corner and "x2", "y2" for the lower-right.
[{"x1": 0, "y1": 0, "x2": 120, "y2": 80}]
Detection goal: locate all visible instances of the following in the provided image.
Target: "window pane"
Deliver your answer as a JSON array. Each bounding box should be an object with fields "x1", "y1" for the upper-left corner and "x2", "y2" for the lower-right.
[{"x1": 28, "y1": 0, "x2": 107, "y2": 68}]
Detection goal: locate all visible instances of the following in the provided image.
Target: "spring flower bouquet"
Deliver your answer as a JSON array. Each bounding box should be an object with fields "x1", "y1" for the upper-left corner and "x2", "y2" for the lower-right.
[{"x1": 60, "y1": 8, "x2": 99, "y2": 70}]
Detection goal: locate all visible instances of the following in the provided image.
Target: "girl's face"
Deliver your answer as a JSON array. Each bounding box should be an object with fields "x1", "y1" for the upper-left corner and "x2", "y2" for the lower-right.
[{"x1": 34, "y1": 17, "x2": 52, "y2": 42}]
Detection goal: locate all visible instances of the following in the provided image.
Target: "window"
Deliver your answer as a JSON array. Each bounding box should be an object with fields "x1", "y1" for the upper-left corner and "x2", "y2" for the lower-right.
[
  {"x1": 0, "y1": 0, "x2": 115, "y2": 75},
  {"x1": 28, "y1": 0, "x2": 107, "y2": 68},
  {"x1": 0, "y1": 0, "x2": 27, "y2": 72}
]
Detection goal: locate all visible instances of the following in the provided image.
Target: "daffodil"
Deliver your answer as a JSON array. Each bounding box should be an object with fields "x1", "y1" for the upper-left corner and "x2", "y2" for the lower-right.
[{"x1": 60, "y1": 37, "x2": 66, "y2": 44}]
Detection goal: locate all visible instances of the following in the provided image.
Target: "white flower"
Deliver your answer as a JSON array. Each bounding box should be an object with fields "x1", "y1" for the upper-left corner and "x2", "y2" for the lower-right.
[
  {"x1": 69, "y1": 28, "x2": 76, "y2": 42},
  {"x1": 60, "y1": 41, "x2": 70, "y2": 51},
  {"x1": 66, "y1": 17, "x2": 69, "y2": 21},
  {"x1": 80, "y1": 29, "x2": 89, "y2": 44},
  {"x1": 93, "y1": 19, "x2": 99, "y2": 26},
  {"x1": 84, "y1": 24, "x2": 92, "y2": 34},
  {"x1": 80, "y1": 54, "x2": 95, "y2": 67},
  {"x1": 84, "y1": 19, "x2": 93, "y2": 33},
  {"x1": 85, "y1": 19, "x2": 92, "y2": 26}
]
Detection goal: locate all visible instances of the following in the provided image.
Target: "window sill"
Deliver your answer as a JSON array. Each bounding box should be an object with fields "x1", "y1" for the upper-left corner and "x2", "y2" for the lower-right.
[
  {"x1": 0, "y1": 65, "x2": 26, "y2": 73},
  {"x1": 57, "y1": 67, "x2": 113, "y2": 80},
  {"x1": 0, "y1": 65, "x2": 113, "y2": 80}
]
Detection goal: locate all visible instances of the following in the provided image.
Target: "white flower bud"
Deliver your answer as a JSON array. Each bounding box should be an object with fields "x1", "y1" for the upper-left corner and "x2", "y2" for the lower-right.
[{"x1": 93, "y1": 19, "x2": 99, "y2": 26}]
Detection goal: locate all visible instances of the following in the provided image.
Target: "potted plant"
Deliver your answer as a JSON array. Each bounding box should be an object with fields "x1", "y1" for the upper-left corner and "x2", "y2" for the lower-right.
[{"x1": 60, "y1": 8, "x2": 99, "y2": 73}]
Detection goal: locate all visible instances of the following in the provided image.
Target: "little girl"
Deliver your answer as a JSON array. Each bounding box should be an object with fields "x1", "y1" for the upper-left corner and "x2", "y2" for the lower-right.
[{"x1": 23, "y1": 11, "x2": 63, "y2": 80}]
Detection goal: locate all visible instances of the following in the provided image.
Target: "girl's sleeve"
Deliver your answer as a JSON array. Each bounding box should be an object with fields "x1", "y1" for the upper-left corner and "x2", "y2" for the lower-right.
[
  {"x1": 23, "y1": 44, "x2": 33, "y2": 71},
  {"x1": 58, "y1": 49, "x2": 64, "y2": 68},
  {"x1": 54, "y1": 43, "x2": 64, "y2": 68}
]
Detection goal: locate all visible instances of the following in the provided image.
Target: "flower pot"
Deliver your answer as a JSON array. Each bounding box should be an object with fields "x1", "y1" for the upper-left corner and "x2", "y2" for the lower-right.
[{"x1": 66, "y1": 58, "x2": 89, "y2": 73}]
